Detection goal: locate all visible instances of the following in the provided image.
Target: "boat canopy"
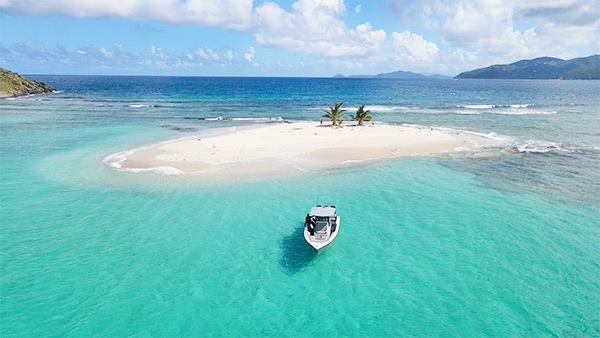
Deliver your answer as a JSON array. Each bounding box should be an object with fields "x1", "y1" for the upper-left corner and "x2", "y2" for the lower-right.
[{"x1": 310, "y1": 206, "x2": 336, "y2": 217}]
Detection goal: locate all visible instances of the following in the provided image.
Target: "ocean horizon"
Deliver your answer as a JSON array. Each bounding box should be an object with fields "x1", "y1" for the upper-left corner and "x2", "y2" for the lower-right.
[{"x1": 1, "y1": 76, "x2": 598, "y2": 337}]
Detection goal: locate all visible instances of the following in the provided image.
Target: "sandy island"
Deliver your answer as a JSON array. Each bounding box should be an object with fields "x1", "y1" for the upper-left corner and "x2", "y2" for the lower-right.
[{"x1": 107, "y1": 121, "x2": 496, "y2": 178}]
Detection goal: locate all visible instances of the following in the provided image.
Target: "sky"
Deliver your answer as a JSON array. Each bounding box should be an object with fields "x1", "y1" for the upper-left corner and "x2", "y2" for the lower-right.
[{"x1": 1, "y1": 0, "x2": 599, "y2": 77}]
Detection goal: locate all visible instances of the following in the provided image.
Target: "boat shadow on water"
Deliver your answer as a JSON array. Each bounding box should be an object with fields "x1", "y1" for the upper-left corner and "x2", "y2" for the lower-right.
[{"x1": 279, "y1": 223, "x2": 317, "y2": 275}]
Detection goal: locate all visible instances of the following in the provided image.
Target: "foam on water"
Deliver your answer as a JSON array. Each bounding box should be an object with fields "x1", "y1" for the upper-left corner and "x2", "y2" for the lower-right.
[
  {"x1": 458, "y1": 104, "x2": 533, "y2": 109},
  {"x1": 307, "y1": 105, "x2": 413, "y2": 112},
  {"x1": 228, "y1": 116, "x2": 285, "y2": 122},
  {"x1": 460, "y1": 104, "x2": 495, "y2": 109},
  {"x1": 517, "y1": 140, "x2": 565, "y2": 153},
  {"x1": 453, "y1": 103, "x2": 556, "y2": 116},
  {"x1": 118, "y1": 165, "x2": 184, "y2": 175},
  {"x1": 102, "y1": 150, "x2": 134, "y2": 169}
]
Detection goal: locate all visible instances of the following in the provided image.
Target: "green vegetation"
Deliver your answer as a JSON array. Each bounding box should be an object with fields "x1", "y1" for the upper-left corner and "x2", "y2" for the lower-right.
[
  {"x1": 559, "y1": 68, "x2": 600, "y2": 80},
  {"x1": 456, "y1": 55, "x2": 600, "y2": 80},
  {"x1": 350, "y1": 105, "x2": 372, "y2": 126},
  {"x1": 322, "y1": 100, "x2": 347, "y2": 126},
  {"x1": 0, "y1": 68, "x2": 55, "y2": 98}
]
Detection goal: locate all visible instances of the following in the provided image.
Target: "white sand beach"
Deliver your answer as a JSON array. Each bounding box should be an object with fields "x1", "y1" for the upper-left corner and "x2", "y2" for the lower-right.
[{"x1": 110, "y1": 121, "x2": 496, "y2": 177}]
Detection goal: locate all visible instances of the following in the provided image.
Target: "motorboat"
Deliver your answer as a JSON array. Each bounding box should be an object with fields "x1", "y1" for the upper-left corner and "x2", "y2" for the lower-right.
[{"x1": 304, "y1": 205, "x2": 340, "y2": 253}]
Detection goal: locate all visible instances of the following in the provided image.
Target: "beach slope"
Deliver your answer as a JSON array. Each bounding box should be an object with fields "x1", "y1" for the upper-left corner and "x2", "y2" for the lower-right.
[{"x1": 109, "y1": 121, "x2": 496, "y2": 177}]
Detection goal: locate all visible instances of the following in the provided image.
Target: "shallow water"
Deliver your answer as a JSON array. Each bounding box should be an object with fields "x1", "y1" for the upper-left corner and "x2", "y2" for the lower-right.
[{"x1": 1, "y1": 77, "x2": 598, "y2": 336}]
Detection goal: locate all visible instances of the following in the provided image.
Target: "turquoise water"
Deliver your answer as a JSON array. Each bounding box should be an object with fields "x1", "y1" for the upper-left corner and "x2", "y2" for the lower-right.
[{"x1": 1, "y1": 77, "x2": 599, "y2": 337}]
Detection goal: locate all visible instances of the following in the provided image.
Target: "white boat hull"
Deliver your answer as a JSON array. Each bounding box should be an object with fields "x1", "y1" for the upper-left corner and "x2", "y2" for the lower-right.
[{"x1": 304, "y1": 216, "x2": 340, "y2": 253}]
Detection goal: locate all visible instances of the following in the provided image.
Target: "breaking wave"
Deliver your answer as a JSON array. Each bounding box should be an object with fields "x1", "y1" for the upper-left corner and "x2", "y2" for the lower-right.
[
  {"x1": 453, "y1": 104, "x2": 556, "y2": 115},
  {"x1": 103, "y1": 150, "x2": 134, "y2": 169},
  {"x1": 511, "y1": 140, "x2": 598, "y2": 154},
  {"x1": 128, "y1": 104, "x2": 164, "y2": 108},
  {"x1": 196, "y1": 116, "x2": 285, "y2": 122},
  {"x1": 228, "y1": 117, "x2": 285, "y2": 122},
  {"x1": 458, "y1": 104, "x2": 532, "y2": 109},
  {"x1": 456, "y1": 110, "x2": 557, "y2": 115},
  {"x1": 103, "y1": 147, "x2": 185, "y2": 176},
  {"x1": 306, "y1": 106, "x2": 413, "y2": 112},
  {"x1": 116, "y1": 166, "x2": 184, "y2": 176},
  {"x1": 460, "y1": 104, "x2": 495, "y2": 109}
]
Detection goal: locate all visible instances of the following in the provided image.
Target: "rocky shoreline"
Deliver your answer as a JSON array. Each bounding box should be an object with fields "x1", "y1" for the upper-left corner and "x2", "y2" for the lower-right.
[{"x1": 0, "y1": 68, "x2": 56, "y2": 98}]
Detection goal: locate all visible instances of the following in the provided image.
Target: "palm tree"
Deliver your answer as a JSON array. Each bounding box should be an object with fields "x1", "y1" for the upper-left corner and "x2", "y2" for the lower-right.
[
  {"x1": 322, "y1": 100, "x2": 347, "y2": 126},
  {"x1": 350, "y1": 105, "x2": 372, "y2": 126}
]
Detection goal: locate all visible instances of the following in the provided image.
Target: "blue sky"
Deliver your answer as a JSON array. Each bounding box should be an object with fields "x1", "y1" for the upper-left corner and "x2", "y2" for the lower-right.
[{"x1": 1, "y1": 0, "x2": 598, "y2": 77}]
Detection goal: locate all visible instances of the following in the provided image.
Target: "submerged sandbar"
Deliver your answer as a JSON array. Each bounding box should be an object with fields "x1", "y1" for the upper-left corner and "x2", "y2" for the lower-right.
[{"x1": 108, "y1": 121, "x2": 496, "y2": 177}]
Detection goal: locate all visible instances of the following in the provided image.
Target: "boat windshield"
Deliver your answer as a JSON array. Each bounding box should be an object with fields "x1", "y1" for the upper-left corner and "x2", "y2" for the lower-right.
[{"x1": 315, "y1": 221, "x2": 328, "y2": 232}]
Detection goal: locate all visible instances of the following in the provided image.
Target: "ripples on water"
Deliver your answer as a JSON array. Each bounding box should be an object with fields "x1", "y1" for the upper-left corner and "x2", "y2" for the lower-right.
[{"x1": 1, "y1": 77, "x2": 598, "y2": 337}]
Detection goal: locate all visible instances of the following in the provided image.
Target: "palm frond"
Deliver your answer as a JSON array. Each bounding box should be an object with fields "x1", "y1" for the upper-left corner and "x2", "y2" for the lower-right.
[{"x1": 321, "y1": 100, "x2": 347, "y2": 126}]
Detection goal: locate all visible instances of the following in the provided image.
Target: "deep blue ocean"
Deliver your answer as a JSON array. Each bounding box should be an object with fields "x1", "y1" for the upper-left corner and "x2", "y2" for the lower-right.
[{"x1": 1, "y1": 76, "x2": 599, "y2": 337}]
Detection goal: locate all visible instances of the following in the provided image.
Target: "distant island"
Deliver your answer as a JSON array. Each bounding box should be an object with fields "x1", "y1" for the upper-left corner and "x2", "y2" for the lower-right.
[
  {"x1": 456, "y1": 55, "x2": 600, "y2": 80},
  {"x1": 335, "y1": 55, "x2": 599, "y2": 81},
  {"x1": 333, "y1": 70, "x2": 451, "y2": 80},
  {"x1": 0, "y1": 68, "x2": 56, "y2": 98}
]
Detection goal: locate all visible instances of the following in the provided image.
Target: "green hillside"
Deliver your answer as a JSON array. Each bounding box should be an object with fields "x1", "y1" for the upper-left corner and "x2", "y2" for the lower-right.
[
  {"x1": 0, "y1": 68, "x2": 56, "y2": 98},
  {"x1": 456, "y1": 55, "x2": 600, "y2": 80}
]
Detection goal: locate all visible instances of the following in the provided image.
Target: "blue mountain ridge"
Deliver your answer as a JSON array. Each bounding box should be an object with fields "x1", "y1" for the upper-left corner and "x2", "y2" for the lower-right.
[
  {"x1": 455, "y1": 55, "x2": 600, "y2": 79},
  {"x1": 333, "y1": 70, "x2": 451, "y2": 79}
]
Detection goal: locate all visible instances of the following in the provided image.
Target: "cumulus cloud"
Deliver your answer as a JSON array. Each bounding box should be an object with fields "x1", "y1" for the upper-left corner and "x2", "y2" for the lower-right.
[
  {"x1": 150, "y1": 46, "x2": 169, "y2": 60},
  {"x1": 14, "y1": 40, "x2": 49, "y2": 59},
  {"x1": 1, "y1": 0, "x2": 254, "y2": 29},
  {"x1": 2, "y1": 0, "x2": 388, "y2": 59},
  {"x1": 252, "y1": 0, "x2": 386, "y2": 57},
  {"x1": 0, "y1": 41, "x2": 247, "y2": 73},
  {"x1": 439, "y1": 0, "x2": 514, "y2": 47},
  {"x1": 2, "y1": 0, "x2": 598, "y2": 75},
  {"x1": 389, "y1": 31, "x2": 439, "y2": 62},
  {"x1": 244, "y1": 47, "x2": 255, "y2": 62},
  {"x1": 393, "y1": 0, "x2": 598, "y2": 51},
  {"x1": 193, "y1": 47, "x2": 221, "y2": 61},
  {"x1": 516, "y1": 0, "x2": 600, "y2": 46}
]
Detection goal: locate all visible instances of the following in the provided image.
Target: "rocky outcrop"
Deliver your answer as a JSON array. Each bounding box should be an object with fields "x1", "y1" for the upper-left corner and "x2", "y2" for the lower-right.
[{"x1": 0, "y1": 68, "x2": 56, "y2": 98}]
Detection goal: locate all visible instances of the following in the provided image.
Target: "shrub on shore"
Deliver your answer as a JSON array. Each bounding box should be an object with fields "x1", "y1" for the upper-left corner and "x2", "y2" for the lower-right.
[
  {"x1": 322, "y1": 100, "x2": 347, "y2": 126},
  {"x1": 351, "y1": 105, "x2": 372, "y2": 126}
]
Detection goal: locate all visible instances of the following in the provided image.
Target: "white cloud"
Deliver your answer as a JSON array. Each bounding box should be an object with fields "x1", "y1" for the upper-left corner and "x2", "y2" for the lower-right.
[
  {"x1": 150, "y1": 46, "x2": 169, "y2": 59},
  {"x1": 2, "y1": 41, "x2": 247, "y2": 73},
  {"x1": 99, "y1": 47, "x2": 113, "y2": 58},
  {"x1": 517, "y1": 0, "x2": 600, "y2": 47},
  {"x1": 1, "y1": 0, "x2": 391, "y2": 59},
  {"x1": 252, "y1": 0, "x2": 386, "y2": 57},
  {"x1": 20, "y1": 40, "x2": 47, "y2": 55},
  {"x1": 388, "y1": 0, "x2": 598, "y2": 68},
  {"x1": 244, "y1": 47, "x2": 255, "y2": 62},
  {"x1": 2, "y1": 0, "x2": 598, "y2": 75},
  {"x1": 439, "y1": 0, "x2": 514, "y2": 47},
  {"x1": 193, "y1": 47, "x2": 221, "y2": 61},
  {"x1": 389, "y1": 31, "x2": 439, "y2": 62},
  {"x1": 1, "y1": 0, "x2": 254, "y2": 29}
]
